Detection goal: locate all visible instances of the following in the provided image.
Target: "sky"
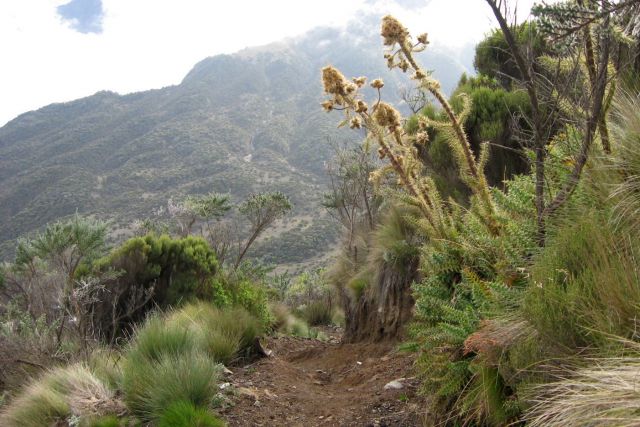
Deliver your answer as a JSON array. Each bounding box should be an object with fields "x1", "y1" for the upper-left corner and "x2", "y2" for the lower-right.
[{"x1": 0, "y1": 0, "x2": 538, "y2": 126}]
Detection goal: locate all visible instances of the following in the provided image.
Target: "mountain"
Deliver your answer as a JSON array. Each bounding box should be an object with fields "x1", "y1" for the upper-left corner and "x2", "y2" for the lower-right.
[{"x1": 0, "y1": 15, "x2": 469, "y2": 268}]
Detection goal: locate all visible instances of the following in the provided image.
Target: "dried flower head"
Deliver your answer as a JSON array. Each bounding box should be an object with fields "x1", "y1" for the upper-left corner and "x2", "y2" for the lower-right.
[
  {"x1": 353, "y1": 76, "x2": 367, "y2": 87},
  {"x1": 371, "y1": 79, "x2": 384, "y2": 90},
  {"x1": 350, "y1": 116, "x2": 362, "y2": 129},
  {"x1": 373, "y1": 102, "x2": 401, "y2": 130},
  {"x1": 322, "y1": 66, "x2": 349, "y2": 96},
  {"x1": 356, "y1": 100, "x2": 368, "y2": 113},
  {"x1": 381, "y1": 15, "x2": 409, "y2": 46},
  {"x1": 413, "y1": 70, "x2": 426, "y2": 80},
  {"x1": 416, "y1": 131, "x2": 429, "y2": 144},
  {"x1": 417, "y1": 33, "x2": 429, "y2": 45},
  {"x1": 399, "y1": 60, "x2": 409, "y2": 72},
  {"x1": 321, "y1": 100, "x2": 334, "y2": 112}
]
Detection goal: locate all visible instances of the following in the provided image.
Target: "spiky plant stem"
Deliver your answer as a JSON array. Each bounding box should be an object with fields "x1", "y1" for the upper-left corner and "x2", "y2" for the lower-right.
[{"x1": 398, "y1": 42, "x2": 499, "y2": 236}]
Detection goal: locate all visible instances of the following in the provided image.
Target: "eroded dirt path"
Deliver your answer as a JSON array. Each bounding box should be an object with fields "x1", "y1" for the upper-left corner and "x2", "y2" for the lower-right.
[{"x1": 220, "y1": 331, "x2": 425, "y2": 426}]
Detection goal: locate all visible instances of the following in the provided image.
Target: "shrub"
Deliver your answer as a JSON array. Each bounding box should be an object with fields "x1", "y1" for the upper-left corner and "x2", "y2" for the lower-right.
[
  {"x1": 301, "y1": 301, "x2": 333, "y2": 326},
  {"x1": 121, "y1": 351, "x2": 221, "y2": 422},
  {"x1": 158, "y1": 400, "x2": 225, "y2": 427}
]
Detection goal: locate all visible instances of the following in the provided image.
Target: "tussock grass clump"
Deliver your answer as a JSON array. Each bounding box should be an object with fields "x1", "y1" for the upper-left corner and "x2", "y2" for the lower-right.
[
  {"x1": 158, "y1": 400, "x2": 225, "y2": 427},
  {"x1": 525, "y1": 353, "x2": 640, "y2": 427},
  {"x1": 127, "y1": 315, "x2": 195, "y2": 363},
  {"x1": 88, "y1": 415, "x2": 121, "y2": 427},
  {"x1": 1, "y1": 383, "x2": 70, "y2": 427},
  {"x1": 121, "y1": 350, "x2": 221, "y2": 422},
  {"x1": 88, "y1": 349, "x2": 122, "y2": 390},
  {"x1": 301, "y1": 301, "x2": 333, "y2": 326},
  {"x1": 0, "y1": 364, "x2": 122, "y2": 427},
  {"x1": 269, "y1": 302, "x2": 291, "y2": 331},
  {"x1": 167, "y1": 302, "x2": 261, "y2": 363}
]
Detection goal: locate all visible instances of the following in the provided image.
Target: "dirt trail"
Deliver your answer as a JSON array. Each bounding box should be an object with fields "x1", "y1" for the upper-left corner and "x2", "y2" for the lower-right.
[{"x1": 220, "y1": 330, "x2": 426, "y2": 426}]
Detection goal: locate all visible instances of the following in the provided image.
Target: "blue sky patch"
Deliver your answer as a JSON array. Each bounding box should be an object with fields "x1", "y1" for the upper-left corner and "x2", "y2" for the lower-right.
[{"x1": 57, "y1": 0, "x2": 104, "y2": 34}]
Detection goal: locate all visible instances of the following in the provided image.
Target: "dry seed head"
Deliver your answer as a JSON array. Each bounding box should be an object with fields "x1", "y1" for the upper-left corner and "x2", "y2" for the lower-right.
[
  {"x1": 373, "y1": 102, "x2": 401, "y2": 130},
  {"x1": 417, "y1": 33, "x2": 429, "y2": 45},
  {"x1": 353, "y1": 76, "x2": 367, "y2": 87},
  {"x1": 416, "y1": 131, "x2": 429, "y2": 144},
  {"x1": 356, "y1": 100, "x2": 368, "y2": 113},
  {"x1": 413, "y1": 70, "x2": 426, "y2": 80},
  {"x1": 321, "y1": 100, "x2": 334, "y2": 112},
  {"x1": 322, "y1": 66, "x2": 349, "y2": 96},
  {"x1": 399, "y1": 60, "x2": 409, "y2": 72},
  {"x1": 371, "y1": 79, "x2": 385, "y2": 89},
  {"x1": 350, "y1": 116, "x2": 362, "y2": 129},
  {"x1": 381, "y1": 15, "x2": 409, "y2": 46}
]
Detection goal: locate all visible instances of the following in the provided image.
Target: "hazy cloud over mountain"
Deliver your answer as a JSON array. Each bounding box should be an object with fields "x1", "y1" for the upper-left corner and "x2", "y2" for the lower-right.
[{"x1": 57, "y1": 0, "x2": 104, "y2": 34}]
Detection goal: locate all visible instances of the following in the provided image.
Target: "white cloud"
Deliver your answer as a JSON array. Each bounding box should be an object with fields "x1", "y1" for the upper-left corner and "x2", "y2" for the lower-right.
[{"x1": 0, "y1": 0, "x2": 538, "y2": 126}]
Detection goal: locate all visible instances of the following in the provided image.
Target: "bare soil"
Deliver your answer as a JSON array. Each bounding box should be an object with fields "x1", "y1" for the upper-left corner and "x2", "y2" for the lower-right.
[{"x1": 220, "y1": 329, "x2": 426, "y2": 426}]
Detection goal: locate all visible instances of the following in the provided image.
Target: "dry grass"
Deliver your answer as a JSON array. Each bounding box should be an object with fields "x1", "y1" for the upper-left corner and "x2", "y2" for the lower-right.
[
  {"x1": 0, "y1": 364, "x2": 123, "y2": 427},
  {"x1": 525, "y1": 352, "x2": 640, "y2": 427}
]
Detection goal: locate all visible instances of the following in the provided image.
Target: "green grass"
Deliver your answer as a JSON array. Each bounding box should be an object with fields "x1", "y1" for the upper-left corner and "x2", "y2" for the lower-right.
[
  {"x1": 127, "y1": 314, "x2": 196, "y2": 363},
  {"x1": 0, "y1": 364, "x2": 120, "y2": 427},
  {"x1": 121, "y1": 350, "x2": 221, "y2": 422},
  {"x1": 301, "y1": 301, "x2": 333, "y2": 326},
  {"x1": 0, "y1": 383, "x2": 70, "y2": 427},
  {"x1": 158, "y1": 400, "x2": 226, "y2": 427}
]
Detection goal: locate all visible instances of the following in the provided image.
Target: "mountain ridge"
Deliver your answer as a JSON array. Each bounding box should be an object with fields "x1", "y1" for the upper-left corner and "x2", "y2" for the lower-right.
[{"x1": 0, "y1": 17, "x2": 468, "y2": 267}]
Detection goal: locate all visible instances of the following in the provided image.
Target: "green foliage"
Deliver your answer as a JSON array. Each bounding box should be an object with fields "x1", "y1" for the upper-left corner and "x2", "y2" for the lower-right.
[
  {"x1": 121, "y1": 351, "x2": 221, "y2": 423},
  {"x1": 301, "y1": 301, "x2": 333, "y2": 326},
  {"x1": 524, "y1": 210, "x2": 640, "y2": 351},
  {"x1": 0, "y1": 383, "x2": 70, "y2": 427},
  {"x1": 186, "y1": 193, "x2": 232, "y2": 221},
  {"x1": 87, "y1": 415, "x2": 121, "y2": 427},
  {"x1": 0, "y1": 364, "x2": 119, "y2": 427},
  {"x1": 410, "y1": 175, "x2": 536, "y2": 424},
  {"x1": 158, "y1": 401, "x2": 225, "y2": 427},
  {"x1": 126, "y1": 315, "x2": 196, "y2": 363},
  {"x1": 96, "y1": 233, "x2": 219, "y2": 307},
  {"x1": 474, "y1": 23, "x2": 547, "y2": 88},
  {"x1": 15, "y1": 214, "x2": 107, "y2": 277}
]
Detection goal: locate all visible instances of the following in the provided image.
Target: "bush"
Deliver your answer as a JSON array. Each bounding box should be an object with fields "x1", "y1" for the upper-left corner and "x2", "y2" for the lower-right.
[
  {"x1": 158, "y1": 400, "x2": 225, "y2": 427},
  {"x1": 301, "y1": 301, "x2": 333, "y2": 326},
  {"x1": 121, "y1": 351, "x2": 221, "y2": 422}
]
